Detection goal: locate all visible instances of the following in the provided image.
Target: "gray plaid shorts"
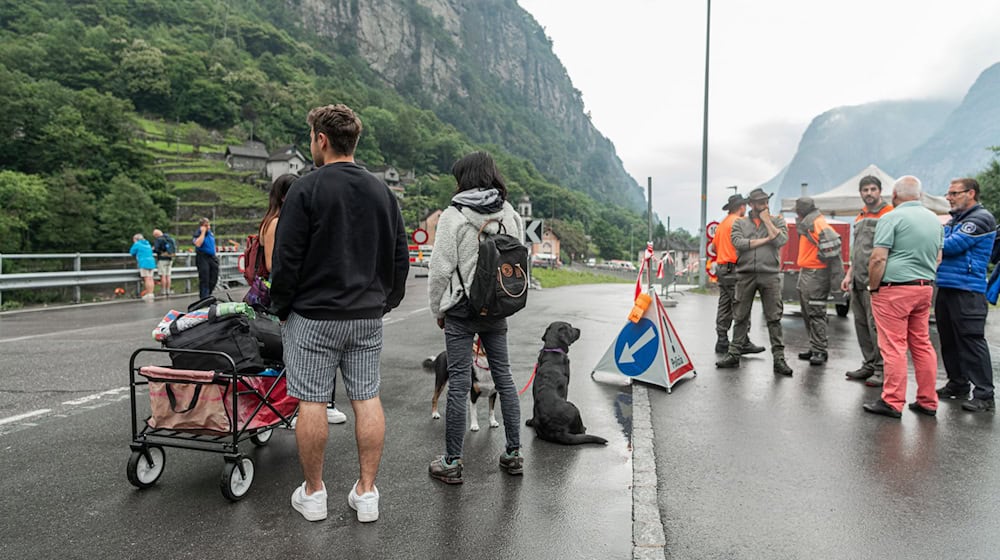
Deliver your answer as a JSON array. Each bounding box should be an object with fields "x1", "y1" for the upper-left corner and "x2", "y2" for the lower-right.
[{"x1": 282, "y1": 312, "x2": 383, "y2": 402}]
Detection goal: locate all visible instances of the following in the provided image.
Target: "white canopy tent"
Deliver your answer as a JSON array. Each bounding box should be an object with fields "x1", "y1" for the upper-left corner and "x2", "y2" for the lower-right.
[{"x1": 780, "y1": 164, "x2": 950, "y2": 217}]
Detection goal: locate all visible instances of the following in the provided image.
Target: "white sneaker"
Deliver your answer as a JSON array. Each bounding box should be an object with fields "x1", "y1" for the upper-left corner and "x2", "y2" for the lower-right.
[
  {"x1": 326, "y1": 406, "x2": 347, "y2": 424},
  {"x1": 348, "y1": 480, "x2": 379, "y2": 522},
  {"x1": 142, "y1": 293, "x2": 155, "y2": 302},
  {"x1": 291, "y1": 482, "x2": 327, "y2": 521}
]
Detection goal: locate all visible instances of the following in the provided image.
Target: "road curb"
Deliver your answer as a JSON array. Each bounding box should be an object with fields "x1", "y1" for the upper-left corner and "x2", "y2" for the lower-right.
[{"x1": 632, "y1": 383, "x2": 666, "y2": 559}]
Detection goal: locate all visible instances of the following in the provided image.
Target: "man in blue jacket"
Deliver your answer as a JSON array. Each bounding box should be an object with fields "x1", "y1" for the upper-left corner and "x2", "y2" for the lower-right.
[{"x1": 935, "y1": 178, "x2": 997, "y2": 412}]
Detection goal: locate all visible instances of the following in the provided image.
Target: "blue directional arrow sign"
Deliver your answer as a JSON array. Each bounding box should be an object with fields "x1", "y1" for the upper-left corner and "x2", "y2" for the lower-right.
[{"x1": 614, "y1": 318, "x2": 660, "y2": 376}]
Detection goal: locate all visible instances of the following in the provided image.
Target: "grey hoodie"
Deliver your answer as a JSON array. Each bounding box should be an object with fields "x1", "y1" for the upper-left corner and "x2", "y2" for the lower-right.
[{"x1": 428, "y1": 198, "x2": 524, "y2": 318}]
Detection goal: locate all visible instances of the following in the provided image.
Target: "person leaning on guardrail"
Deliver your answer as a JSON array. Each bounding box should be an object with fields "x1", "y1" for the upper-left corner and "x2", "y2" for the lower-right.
[{"x1": 129, "y1": 233, "x2": 157, "y2": 302}]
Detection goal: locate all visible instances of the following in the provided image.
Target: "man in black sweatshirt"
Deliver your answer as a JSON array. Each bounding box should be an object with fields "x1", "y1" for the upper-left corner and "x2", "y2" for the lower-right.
[{"x1": 270, "y1": 104, "x2": 409, "y2": 524}]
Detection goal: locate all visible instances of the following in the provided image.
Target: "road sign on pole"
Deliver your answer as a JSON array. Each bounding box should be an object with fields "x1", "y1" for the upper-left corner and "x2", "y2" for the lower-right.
[{"x1": 525, "y1": 219, "x2": 543, "y2": 244}]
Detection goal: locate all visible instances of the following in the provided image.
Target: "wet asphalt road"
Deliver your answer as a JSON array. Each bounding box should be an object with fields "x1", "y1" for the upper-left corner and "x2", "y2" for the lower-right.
[
  {"x1": 653, "y1": 290, "x2": 1000, "y2": 560},
  {"x1": 3, "y1": 276, "x2": 999, "y2": 559},
  {"x1": 0, "y1": 274, "x2": 633, "y2": 559}
]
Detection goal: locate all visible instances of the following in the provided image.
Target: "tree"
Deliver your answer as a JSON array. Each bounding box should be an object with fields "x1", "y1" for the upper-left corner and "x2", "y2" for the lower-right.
[
  {"x1": 116, "y1": 39, "x2": 171, "y2": 113},
  {"x1": 0, "y1": 170, "x2": 50, "y2": 253},
  {"x1": 548, "y1": 219, "x2": 588, "y2": 263},
  {"x1": 977, "y1": 147, "x2": 1000, "y2": 220},
  {"x1": 35, "y1": 170, "x2": 97, "y2": 252},
  {"x1": 95, "y1": 174, "x2": 168, "y2": 251}
]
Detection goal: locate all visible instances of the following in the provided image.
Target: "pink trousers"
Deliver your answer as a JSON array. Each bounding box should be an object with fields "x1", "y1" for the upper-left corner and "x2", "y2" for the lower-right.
[{"x1": 870, "y1": 285, "x2": 939, "y2": 412}]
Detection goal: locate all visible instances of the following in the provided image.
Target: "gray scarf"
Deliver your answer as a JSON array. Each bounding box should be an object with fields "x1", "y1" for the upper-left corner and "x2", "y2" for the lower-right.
[{"x1": 451, "y1": 188, "x2": 503, "y2": 214}]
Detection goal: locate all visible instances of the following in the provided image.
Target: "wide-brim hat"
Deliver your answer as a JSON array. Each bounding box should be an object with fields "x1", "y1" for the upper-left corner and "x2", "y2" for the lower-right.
[
  {"x1": 747, "y1": 188, "x2": 773, "y2": 202},
  {"x1": 722, "y1": 194, "x2": 748, "y2": 211}
]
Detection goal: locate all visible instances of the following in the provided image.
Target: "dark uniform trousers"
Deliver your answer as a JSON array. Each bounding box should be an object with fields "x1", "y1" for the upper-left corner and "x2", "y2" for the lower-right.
[
  {"x1": 729, "y1": 273, "x2": 784, "y2": 357},
  {"x1": 715, "y1": 263, "x2": 738, "y2": 338},
  {"x1": 849, "y1": 278, "x2": 883, "y2": 374},
  {"x1": 936, "y1": 287, "x2": 994, "y2": 400},
  {"x1": 797, "y1": 267, "x2": 830, "y2": 353}
]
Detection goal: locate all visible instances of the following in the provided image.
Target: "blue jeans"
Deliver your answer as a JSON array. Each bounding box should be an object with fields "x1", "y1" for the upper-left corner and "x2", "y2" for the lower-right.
[{"x1": 442, "y1": 312, "x2": 521, "y2": 458}]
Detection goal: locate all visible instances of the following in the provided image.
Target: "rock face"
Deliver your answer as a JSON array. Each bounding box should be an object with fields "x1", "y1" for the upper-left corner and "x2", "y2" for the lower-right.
[
  {"x1": 293, "y1": 0, "x2": 645, "y2": 210},
  {"x1": 889, "y1": 62, "x2": 1000, "y2": 193},
  {"x1": 772, "y1": 99, "x2": 955, "y2": 202},
  {"x1": 765, "y1": 61, "x2": 1000, "y2": 199}
]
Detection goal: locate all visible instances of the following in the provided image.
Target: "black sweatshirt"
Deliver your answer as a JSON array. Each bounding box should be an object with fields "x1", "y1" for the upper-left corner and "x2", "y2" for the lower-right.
[{"x1": 269, "y1": 162, "x2": 409, "y2": 320}]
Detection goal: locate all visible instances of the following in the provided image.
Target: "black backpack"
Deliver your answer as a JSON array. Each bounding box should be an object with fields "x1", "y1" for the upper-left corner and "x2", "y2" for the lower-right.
[
  {"x1": 160, "y1": 234, "x2": 177, "y2": 257},
  {"x1": 457, "y1": 218, "x2": 529, "y2": 318}
]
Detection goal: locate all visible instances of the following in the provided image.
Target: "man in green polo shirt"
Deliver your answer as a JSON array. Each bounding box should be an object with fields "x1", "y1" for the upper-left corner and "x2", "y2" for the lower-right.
[{"x1": 862, "y1": 176, "x2": 942, "y2": 419}]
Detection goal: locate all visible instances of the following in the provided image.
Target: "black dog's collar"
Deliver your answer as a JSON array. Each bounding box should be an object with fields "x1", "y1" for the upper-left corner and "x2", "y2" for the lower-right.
[{"x1": 541, "y1": 347, "x2": 566, "y2": 354}]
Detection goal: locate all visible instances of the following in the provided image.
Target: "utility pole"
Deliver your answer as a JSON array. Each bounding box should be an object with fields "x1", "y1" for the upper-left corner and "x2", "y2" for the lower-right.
[{"x1": 697, "y1": 0, "x2": 712, "y2": 289}]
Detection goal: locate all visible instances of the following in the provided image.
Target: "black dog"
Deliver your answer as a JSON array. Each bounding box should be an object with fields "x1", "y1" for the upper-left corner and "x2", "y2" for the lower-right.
[{"x1": 525, "y1": 321, "x2": 608, "y2": 445}]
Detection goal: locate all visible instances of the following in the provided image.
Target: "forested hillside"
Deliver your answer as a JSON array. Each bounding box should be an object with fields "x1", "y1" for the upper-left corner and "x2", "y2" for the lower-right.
[{"x1": 0, "y1": 0, "x2": 655, "y2": 261}]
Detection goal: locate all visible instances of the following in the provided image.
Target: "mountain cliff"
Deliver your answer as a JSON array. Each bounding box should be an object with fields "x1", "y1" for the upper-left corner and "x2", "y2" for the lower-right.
[
  {"x1": 888, "y1": 62, "x2": 1000, "y2": 193},
  {"x1": 291, "y1": 0, "x2": 645, "y2": 210},
  {"x1": 764, "y1": 61, "x2": 1000, "y2": 199},
  {"x1": 769, "y1": 99, "x2": 955, "y2": 202}
]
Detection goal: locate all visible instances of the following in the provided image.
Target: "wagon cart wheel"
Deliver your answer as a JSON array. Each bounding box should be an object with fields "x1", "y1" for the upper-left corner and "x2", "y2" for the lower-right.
[
  {"x1": 835, "y1": 303, "x2": 849, "y2": 318},
  {"x1": 220, "y1": 457, "x2": 255, "y2": 501},
  {"x1": 127, "y1": 446, "x2": 165, "y2": 489},
  {"x1": 250, "y1": 428, "x2": 273, "y2": 446}
]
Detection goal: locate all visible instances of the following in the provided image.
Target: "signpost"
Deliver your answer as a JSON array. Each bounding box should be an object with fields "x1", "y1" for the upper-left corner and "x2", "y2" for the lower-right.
[
  {"x1": 524, "y1": 219, "x2": 543, "y2": 244},
  {"x1": 412, "y1": 228, "x2": 429, "y2": 245}
]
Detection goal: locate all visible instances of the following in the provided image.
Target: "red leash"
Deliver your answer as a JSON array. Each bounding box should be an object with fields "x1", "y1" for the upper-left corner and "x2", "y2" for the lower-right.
[{"x1": 518, "y1": 363, "x2": 538, "y2": 396}]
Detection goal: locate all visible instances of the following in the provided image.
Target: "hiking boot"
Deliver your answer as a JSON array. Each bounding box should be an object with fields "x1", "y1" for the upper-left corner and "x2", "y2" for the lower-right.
[
  {"x1": 937, "y1": 384, "x2": 971, "y2": 400},
  {"x1": 715, "y1": 337, "x2": 729, "y2": 354},
  {"x1": 845, "y1": 368, "x2": 874, "y2": 381},
  {"x1": 797, "y1": 351, "x2": 813, "y2": 361},
  {"x1": 736, "y1": 341, "x2": 766, "y2": 355},
  {"x1": 499, "y1": 449, "x2": 524, "y2": 475},
  {"x1": 291, "y1": 482, "x2": 328, "y2": 521},
  {"x1": 809, "y1": 351, "x2": 828, "y2": 366},
  {"x1": 962, "y1": 398, "x2": 995, "y2": 413},
  {"x1": 326, "y1": 406, "x2": 347, "y2": 424},
  {"x1": 908, "y1": 402, "x2": 937, "y2": 416},
  {"x1": 429, "y1": 456, "x2": 463, "y2": 484},
  {"x1": 864, "y1": 372, "x2": 883, "y2": 387},
  {"x1": 863, "y1": 399, "x2": 901, "y2": 419},
  {"x1": 347, "y1": 480, "x2": 380, "y2": 522},
  {"x1": 715, "y1": 353, "x2": 741, "y2": 369},
  {"x1": 773, "y1": 357, "x2": 793, "y2": 376}
]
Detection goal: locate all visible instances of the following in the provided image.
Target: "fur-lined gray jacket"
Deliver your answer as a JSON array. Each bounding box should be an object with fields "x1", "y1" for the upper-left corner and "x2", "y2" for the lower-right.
[{"x1": 428, "y1": 195, "x2": 524, "y2": 319}]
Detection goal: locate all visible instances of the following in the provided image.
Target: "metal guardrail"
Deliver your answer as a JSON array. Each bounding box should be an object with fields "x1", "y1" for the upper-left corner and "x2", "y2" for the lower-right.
[{"x1": 0, "y1": 252, "x2": 245, "y2": 306}]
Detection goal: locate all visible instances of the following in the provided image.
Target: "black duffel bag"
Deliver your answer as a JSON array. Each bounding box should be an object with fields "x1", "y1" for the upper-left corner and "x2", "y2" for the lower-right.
[
  {"x1": 250, "y1": 315, "x2": 283, "y2": 363},
  {"x1": 164, "y1": 313, "x2": 264, "y2": 373}
]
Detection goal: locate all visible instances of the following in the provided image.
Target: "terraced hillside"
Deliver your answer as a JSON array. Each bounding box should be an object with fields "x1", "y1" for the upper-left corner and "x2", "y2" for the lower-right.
[{"x1": 136, "y1": 118, "x2": 270, "y2": 249}]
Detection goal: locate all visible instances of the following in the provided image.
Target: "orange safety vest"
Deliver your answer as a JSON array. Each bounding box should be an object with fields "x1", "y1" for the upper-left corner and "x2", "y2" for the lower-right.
[
  {"x1": 797, "y1": 214, "x2": 832, "y2": 269},
  {"x1": 855, "y1": 204, "x2": 894, "y2": 223},
  {"x1": 714, "y1": 213, "x2": 740, "y2": 265}
]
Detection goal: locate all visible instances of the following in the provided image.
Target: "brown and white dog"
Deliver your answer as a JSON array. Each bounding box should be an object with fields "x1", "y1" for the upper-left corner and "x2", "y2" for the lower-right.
[
  {"x1": 525, "y1": 321, "x2": 608, "y2": 445},
  {"x1": 423, "y1": 338, "x2": 498, "y2": 431}
]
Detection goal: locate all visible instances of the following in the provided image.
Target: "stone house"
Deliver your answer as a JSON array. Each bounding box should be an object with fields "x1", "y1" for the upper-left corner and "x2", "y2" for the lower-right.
[
  {"x1": 368, "y1": 165, "x2": 404, "y2": 197},
  {"x1": 224, "y1": 141, "x2": 269, "y2": 172},
  {"x1": 266, "y1": 145, "x2": 308, "y2": 180}
]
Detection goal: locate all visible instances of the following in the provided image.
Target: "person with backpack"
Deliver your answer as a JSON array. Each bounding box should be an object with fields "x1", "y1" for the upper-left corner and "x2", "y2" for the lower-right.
[
  {"x1": 793, "y1": 197, "x2": 843, "y2": 366},
  {"x1": 152, "y1": 229, "x2": 176, "y2": 296},
  {"x1": 427, "y1": 151, "x2": 526, "y2": 484}
]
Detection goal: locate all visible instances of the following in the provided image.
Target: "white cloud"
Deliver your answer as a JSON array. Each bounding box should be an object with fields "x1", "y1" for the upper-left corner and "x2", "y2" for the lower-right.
[{"x1": 518, "y1": 0, "x2": 1000, "y2": 231}]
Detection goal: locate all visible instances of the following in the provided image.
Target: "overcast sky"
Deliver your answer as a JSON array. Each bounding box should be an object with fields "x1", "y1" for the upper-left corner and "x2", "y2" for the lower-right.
[{"x1": 517, "y1": 0, "x2": 1000, "y2": 233}]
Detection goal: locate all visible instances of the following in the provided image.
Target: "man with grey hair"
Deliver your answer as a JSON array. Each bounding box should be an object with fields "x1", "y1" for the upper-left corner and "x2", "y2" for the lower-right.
[
  {"x1": 862, "y1": 176, "x2": 942, "y2": 418},
  {"x1": 128, "y1": 233, "x2": 157, "y2": 301}
]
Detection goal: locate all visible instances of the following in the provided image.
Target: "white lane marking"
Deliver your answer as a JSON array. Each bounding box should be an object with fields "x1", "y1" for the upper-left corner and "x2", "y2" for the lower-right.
[
  {"x1": 62, "y1": 387, "x2": 128, "y2": 406},
  {"x1": 0, "y1": 318, "x2": 153, "y2": 344},
  {"x1": 384, "y1": 307, "x2": 428, "y2": 326},
  {"x1": 0, "y1": 409, "x2": 52, "y2": 425}
]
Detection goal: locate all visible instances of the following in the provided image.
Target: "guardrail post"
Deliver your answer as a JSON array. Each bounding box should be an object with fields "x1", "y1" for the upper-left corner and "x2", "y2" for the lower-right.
[
  {"x1": 186, "y1": 254, "x2": 192, "y2": 294},
  {"x1": 73, "y1": 253, "x2": 82, "y2": 303}
]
